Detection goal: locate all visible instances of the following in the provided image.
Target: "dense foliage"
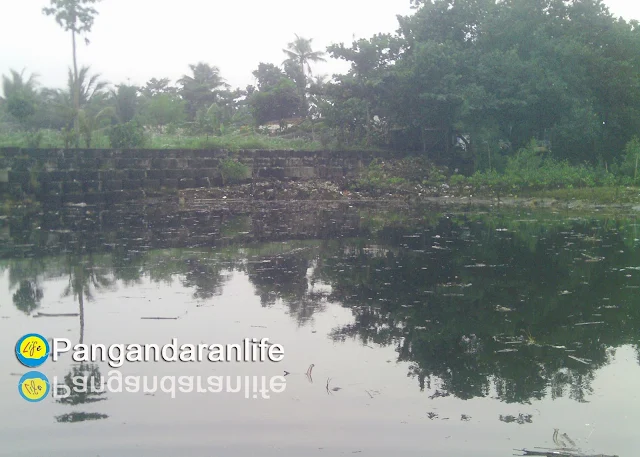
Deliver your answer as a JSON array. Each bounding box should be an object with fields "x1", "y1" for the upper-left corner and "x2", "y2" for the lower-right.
[
  {"x1": 107, "y1": 120, "x2": 145, "y2": 149},
  {"x1": 2, "y1": 0, "x2": 640, "y2": 180}
]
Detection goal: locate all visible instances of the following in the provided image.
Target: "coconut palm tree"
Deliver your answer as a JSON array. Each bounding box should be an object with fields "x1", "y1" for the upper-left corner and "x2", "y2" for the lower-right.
[
  {"x1": 283, "y1": 35, "x2": 326, "y2": 115},
  {"x1": 1, "y1": 69, "x2": 39, "y2": 127},
  {"x1": 50, "y1": 66, "x2": 107, "y2": 129},
  {"x1": 77, "y1": 106, "x2": 114, "y2": 147},
  {"x1": 109, "y1": 84, "x2": 138, "y2": 124},
  {"x1": 178, "y1": 63, "x2": 229, "y2": 120},
  {"x1": 283, "y1": 35, "x2": 326, "y2": 81},
  {"x1": 62, "y1": 66, "x2": 110, "y2": 147},
  {"x1": 1, "y1": 69, "x2": 38, "y2": 98},
  {"x1": 69, "y1": 66, "x2": 108, "y2": 108}
]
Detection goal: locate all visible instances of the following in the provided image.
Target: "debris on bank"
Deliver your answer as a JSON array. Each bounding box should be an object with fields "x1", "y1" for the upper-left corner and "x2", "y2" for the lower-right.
[{"x1": 182, "y1": 179, "x2": 350, "y2": 202}]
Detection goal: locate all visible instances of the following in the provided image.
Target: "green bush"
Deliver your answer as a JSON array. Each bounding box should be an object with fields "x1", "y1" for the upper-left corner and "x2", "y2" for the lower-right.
[
  {"x1": 449, "y1": 174, "x2": 467, "y2": 188},
  {"x1": 220, "y1": 158, "x2": 250, "y2": 185},
  {"x1": 618, "y1": 136, "x2": 640, "y2": 184},
  {"x1": 108, "y1": 121, "x2": 145, "y2": 148},
  {"x1": 355, "y1": 157, "x2": 447, "y2": 192},
  {"x1": 426, "y1": 168, "x2": 446, "y2": 185},
  {"x1": 467, "y1": 139, "x2": 612, "y2": 193},
  {"x1": 25, "y1": 130, "x2": 43, "y2": 148}
]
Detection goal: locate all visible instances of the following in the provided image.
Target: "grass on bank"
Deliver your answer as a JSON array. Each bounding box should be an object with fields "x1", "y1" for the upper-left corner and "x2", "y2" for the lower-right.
[
  {"x1": 4, "y1": 127, "x2": 640, "y2": 205},
  {"x1": 455, "y1": 142, "x2": 640, "y2": 203},
  {"x1": 351, "y1": 139, "x2": 640, "y2": 204},
  {"x1": 527, "y1": 187, "x2": 640, "y2": 204},
  {"x1": 0, "y1": 129, "x2": 325, "y2": 151}
]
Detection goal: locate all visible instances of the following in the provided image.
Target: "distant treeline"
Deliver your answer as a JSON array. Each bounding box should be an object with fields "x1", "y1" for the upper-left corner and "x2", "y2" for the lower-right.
[{"x1": 2, "y1": 0, "x2": 640, "y2": 172}]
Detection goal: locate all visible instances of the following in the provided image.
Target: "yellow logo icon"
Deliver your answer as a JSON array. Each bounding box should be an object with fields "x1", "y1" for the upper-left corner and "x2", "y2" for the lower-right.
[
  {"x1": 18, "y1": 372, "x2": 50, "y2": 402},
  {"x1": 15, "y1": 334, "x2": 50, "y2": 367}
]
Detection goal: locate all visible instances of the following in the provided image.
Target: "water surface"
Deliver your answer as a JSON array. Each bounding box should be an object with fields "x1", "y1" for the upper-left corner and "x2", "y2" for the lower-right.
[{"x1": 1, "y1": 203, "x2": 639, "y2": 456}]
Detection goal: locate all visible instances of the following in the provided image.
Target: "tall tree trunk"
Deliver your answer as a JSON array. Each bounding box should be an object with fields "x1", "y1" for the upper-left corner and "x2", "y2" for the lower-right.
[
  {"x1": 72, "y1": 29, "x2": 80, "y2": 149},
  {"x1": 300, "y1": 60, "x2": 308, "y2": 117}
]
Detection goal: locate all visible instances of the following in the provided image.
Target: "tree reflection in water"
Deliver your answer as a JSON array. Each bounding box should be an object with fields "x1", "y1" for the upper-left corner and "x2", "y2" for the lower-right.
[
  {"x1": 63, "y1": 252, "x2": 115, "y2": 344},
  {"x1": 3, "y1": 206, "x2": 640, "y2": 406},
  {"x1": 320, "y1": 213, "x2": 640, "y2": 403},
  {"x1": 246, "y1": 249, "x2": 328, "y2": 325},
  {"x1": 55, "y1": 363, "x2": 109, "y2": 423},
  {"x1": 12, "y1": 280, "x2": 43, "y2": 315}
]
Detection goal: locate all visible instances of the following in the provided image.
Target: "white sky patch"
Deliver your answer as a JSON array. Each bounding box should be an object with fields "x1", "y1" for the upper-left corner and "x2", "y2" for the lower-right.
[
  {"x1": 0, "y1": 1, "x2": 637, "y2": 94},
  {"x1": 0, "y1": 0, "x2": 413, "y2": 92}
]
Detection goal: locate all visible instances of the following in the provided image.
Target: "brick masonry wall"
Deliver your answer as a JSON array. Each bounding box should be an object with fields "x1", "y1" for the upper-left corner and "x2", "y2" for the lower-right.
[{"x1": 0, "y1": 148, "x2": 391, "y2": 204}]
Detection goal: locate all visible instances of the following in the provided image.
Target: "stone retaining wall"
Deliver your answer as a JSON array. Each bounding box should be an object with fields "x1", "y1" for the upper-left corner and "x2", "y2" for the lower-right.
[{"x1": 0, "y1": 148, "x2": 390, "y2": 204}]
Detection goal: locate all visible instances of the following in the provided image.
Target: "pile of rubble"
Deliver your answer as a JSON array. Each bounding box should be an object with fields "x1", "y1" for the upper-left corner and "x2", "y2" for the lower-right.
[{"x1": 181, "y1": 179, "x2": 351, "y2": 202}]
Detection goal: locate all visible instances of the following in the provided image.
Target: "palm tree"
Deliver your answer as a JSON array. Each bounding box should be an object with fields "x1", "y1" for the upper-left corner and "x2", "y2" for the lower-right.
[
  {"x1": 109, "y1": 84, "x2": 138, "y2": 123},
  {"x1": 50, "y1": 66, "x2": 107, "y2": 132},
  {"x1": 43, "y1": 88, "x2": 79, "y2": 147},
  {"x1": 64, "y1": 66, "x2": 110, "y2": 147},
  {"x1": 1, "y1": 69, "x2": 39, "y2": 127},
  {"x1": 63, "y1": 253, "x2": 114, "y2": 344},
  {"x1": 77, "y1": 107, "x2": 114, "y2": 147},
  {"x1": 283, "y1": 35, "x2": 326, "y2": 81},
  {"x1": 283, "y1": 35, "x2": 326, "y2": 115},
  {"x1": 178, "y1": 63, "x2": 228, "y2": 119},
  {"x1": 1, "y1": 69, "x2": 38, "y2": 98},
  {"x1": 69, "y1": 66, "x2": 108, "y2": 108}
]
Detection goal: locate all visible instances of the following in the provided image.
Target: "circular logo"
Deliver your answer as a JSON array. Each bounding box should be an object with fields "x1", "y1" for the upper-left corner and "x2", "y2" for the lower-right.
[
  {"x1": 18, "y1": 371, "x2": 50, "y2": 402},
  {"x1": 15, "y1": 334, "x2": 50, "y2": 367}
]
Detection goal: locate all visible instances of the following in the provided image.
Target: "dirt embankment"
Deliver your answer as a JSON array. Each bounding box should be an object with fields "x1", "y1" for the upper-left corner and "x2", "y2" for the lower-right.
[{"x1": 179, "y1": 178, "x2": 640, "y2": 215}]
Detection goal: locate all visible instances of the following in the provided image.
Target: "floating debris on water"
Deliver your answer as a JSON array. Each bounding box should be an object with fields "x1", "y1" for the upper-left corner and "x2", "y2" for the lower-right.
[
  {"x1": 33, "y1": 312, "x2": 80, "y2": 318},
  {"x1": 567, "y1": 355, "x2": 592, "y2": 365},
  {"x1": 495, "y1": 305, "x2": 513, "y2": 312},
  {"x1": 500, "y1": 414, "x2": 533, "y2": 424}
]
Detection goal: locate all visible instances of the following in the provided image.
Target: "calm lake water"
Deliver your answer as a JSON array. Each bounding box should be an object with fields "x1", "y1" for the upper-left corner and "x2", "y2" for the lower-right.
[{"x1": 0, "y1": 201, "x2": 639, "y2": 456}]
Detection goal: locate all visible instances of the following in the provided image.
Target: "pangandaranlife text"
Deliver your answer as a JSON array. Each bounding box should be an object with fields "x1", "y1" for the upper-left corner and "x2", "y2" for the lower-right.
[
  {"x1": 50, "y1": 337, "x2": 284, "y2": 368},
  {"x1": 53, "y1": 372, "x2": 287, "y2": 399}
]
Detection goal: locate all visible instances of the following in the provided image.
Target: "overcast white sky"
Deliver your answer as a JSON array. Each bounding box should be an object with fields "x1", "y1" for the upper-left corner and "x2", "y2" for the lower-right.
[{"x1": 0, "y1": 0, "x2": 638, "y2": 94}]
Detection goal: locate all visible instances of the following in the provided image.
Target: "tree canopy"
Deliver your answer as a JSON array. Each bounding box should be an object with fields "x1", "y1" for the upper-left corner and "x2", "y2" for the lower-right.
[{"x1": 3, "y1": 2, "x2": 640, "y2": 166}]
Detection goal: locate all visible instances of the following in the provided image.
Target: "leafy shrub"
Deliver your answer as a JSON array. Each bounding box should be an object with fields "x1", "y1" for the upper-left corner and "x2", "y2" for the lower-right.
[
  {"x1": 61, "y1": 127, "x2": 77, "y2": 149},
  {"x1": 319, "y1": 128, "x2": 337, "y2": 149},
  {"x1": 353, "y1": 157, "x2": 449, "y2": 193},
  {"x1": 449, "y1": 174, "x2": 467, "y2": 188},
  {"x1": 618, "y1": 136, "x2": 640, "y2": 184},
  {"x1": 467, "y1": 139, "x2": 612, "y2": 193},
  {"x1": 108, "y1": 121, "x2": 145, "y2": 148},
  {"x1": 220, "y1": 158, "x2": 250, "y2": 185},
  {"x1": 426, "y1": 168, "x2": 446, "y2": 185},
  {"x1": 25, "y1": 130, "x2": 43, "y2": 148}
]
